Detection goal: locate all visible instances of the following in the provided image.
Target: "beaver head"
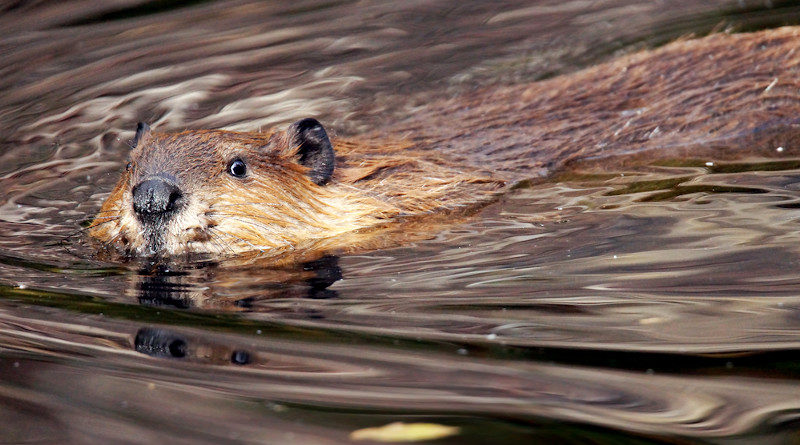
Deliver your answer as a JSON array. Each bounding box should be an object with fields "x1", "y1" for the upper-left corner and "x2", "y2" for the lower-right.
[{"x1": 89, "y1": 118, "x2": 397, "y2": 257}]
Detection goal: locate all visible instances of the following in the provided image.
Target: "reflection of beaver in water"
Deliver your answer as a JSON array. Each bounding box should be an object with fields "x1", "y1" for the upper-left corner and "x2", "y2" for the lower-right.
[{"x1": 91, "y1": 27, "x2": 800, "y2": 257}]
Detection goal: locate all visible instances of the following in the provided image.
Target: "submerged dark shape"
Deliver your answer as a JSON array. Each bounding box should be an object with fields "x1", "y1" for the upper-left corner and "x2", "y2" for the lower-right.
[{"x1": 135, "y1": 327, "x2": 187, "y2": 358}]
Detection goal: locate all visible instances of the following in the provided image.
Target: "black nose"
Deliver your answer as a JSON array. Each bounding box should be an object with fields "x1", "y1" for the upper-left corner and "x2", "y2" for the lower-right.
[{"x1": 132, "y1": 178, "x2": 183, "y2": 219}]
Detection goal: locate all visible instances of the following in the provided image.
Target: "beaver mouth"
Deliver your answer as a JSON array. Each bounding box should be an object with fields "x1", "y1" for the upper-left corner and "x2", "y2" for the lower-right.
[
  {"x1": 129, "y1": 223, "x2": 208, "y2": 257},
  {"x1": 137, "y1": 219, "x2": 169, "y2": 256},
  {"x1": 129, "y1": 213, "x2": 220, "y2": 257},
  {"x1": 187, "y1": 225, "x2": 213, "y2": 241}
]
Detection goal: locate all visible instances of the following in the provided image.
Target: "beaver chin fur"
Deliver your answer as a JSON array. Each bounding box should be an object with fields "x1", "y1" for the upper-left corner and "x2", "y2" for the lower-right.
[{"x1": 92, "y1": 195, "x2": 394, "y2": 257}]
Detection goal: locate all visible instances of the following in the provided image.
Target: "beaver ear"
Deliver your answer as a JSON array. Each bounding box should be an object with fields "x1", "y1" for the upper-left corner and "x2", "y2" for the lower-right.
[
  {"x1": 132, "y1": 122, "x2": 151, "y2": 148},
  {"x1": 290, "y1": 118, "x2": 335, "y2": 185}
]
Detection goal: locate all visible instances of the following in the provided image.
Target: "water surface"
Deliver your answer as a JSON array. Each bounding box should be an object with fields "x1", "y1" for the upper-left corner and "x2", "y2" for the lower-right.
[{"x1": 3, "y1": 1, "x2": 800, "y2": 443}]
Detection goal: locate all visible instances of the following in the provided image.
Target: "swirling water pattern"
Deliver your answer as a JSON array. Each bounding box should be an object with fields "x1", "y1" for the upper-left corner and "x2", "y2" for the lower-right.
[{"x1": 3, "y1": 1, "x2": 800, "y2": 443}]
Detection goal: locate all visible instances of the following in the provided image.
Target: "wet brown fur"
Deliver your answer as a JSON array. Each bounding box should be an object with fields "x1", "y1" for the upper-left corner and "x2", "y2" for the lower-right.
[
  {"x1": 90, "y1": 127, "x2": 502, "y2": 256},
  {"x1": 391, "y1": 27, "x2": 800, "y2": 178},
  {"x1": 91, "y1": 27, "x2": 800, "y2": 257}
]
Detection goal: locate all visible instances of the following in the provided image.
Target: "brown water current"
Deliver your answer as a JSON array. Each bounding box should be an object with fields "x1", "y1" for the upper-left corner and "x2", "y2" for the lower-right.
[{"x1": 4, "y1": 1, "x2": 800, "y2": 443}]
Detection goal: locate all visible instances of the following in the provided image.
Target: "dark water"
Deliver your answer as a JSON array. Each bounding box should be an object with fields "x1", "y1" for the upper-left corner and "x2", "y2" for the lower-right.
[{"x1": 4, "y1": 1, "x2": 800, "y2": 443}]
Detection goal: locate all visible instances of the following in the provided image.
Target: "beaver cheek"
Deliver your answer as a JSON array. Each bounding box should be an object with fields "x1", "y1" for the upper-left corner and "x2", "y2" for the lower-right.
[
  {"x1": 115, "y1": 211, "x2": 142, "y2": 251},
  {"x1": 162, "y1": 198, "x2": 211, "y2": 254}
]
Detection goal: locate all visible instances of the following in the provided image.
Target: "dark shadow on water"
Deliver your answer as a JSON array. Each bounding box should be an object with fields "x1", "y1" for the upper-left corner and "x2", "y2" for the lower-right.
[
  {"x1": 135, "y1": 326, "x2": 253, "y2": 366},
  {"x1": 59, "y1": 0, "x2": 217, "y2": 28},
  {"x1": 135, "y1": 326, "x2": 188, "y2": 358},
  {"x1": 135, "y1": 255, "x2": 342, "y2": 310}
]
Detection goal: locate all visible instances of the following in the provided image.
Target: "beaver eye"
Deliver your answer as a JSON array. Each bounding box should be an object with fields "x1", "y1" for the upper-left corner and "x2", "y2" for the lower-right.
[
  {"x1": 228, "y1": 159, "x2": 247, "y2": 178},
  {"x1": 126, "y1": 162, "x2": 132, "y2": 171}
]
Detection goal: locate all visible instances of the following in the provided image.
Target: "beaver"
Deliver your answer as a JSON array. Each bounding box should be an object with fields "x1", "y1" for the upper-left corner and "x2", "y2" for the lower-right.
[
  {"x1": 90, "y1": 27, "x2": 800, "y2": 257},
  {"x1": 89, "y1": 118, "x2": 502, "y2": 256}
]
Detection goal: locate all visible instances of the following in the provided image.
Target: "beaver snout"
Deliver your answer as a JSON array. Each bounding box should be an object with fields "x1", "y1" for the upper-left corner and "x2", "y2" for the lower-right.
[{"x1": 131, "y1": 178, "x2": 183, "y2": 220}]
